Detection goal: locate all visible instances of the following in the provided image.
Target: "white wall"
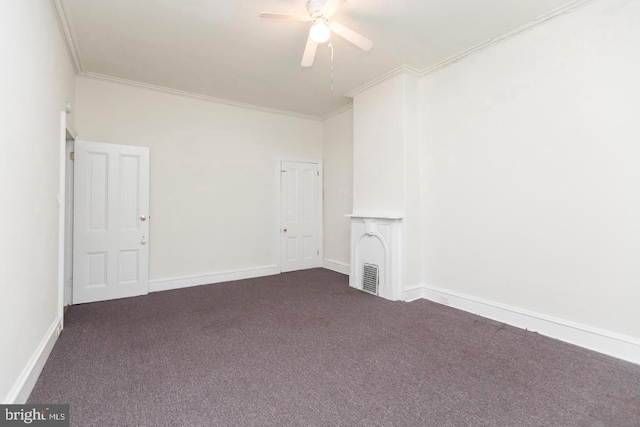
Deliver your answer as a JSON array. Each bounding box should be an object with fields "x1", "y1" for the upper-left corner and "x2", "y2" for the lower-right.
[
  {"x1": 75, "y1": 78, "x2": 323, "y2": 282},
  {"x1": 420, "y1": 0, "x2": 640, "y2": 339},
  {"x1": 322, "y1": 108, "x2": 353, "y2": 268},
  {"x1": 0, "y1": 2, "x2": 76, "y2": 402},
  {"x1": 351, "y1": 73, "x2": 423, "y2": 286},
  {"x1": 352, "y1": 76, "x2": 406, "y2": 216},
  {"x1": 401, "y1": 76, "x2": 423, "y2": 286}
]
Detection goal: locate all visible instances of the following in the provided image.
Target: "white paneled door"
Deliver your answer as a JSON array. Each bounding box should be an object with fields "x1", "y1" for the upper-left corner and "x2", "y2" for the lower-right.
[
  {"x1": 280, "y1": 160, "x2": 322, "y2": 272},
  {"x1": 73, "y1": 141, "x2": 150, "y2": 304}
]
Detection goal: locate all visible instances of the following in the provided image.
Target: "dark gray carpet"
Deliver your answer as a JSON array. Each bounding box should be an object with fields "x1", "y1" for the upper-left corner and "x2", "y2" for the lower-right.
[{"x1": 29, "y1": 269, "x2": 640, "y2": 426}]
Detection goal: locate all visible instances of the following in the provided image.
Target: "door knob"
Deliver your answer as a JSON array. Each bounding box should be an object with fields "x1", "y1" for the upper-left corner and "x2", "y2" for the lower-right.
[
  {"x1": 283, "y1": 228, "x2": 288, "y2": 233},
  {"x1": 140, "y1": 215, "x2": 147, "y2": 221}
]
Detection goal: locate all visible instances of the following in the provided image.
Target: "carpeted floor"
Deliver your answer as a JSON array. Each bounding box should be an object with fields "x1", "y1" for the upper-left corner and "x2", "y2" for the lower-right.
[{"x1": 29, "y1": 269, "x2": 640, "y2": 426}]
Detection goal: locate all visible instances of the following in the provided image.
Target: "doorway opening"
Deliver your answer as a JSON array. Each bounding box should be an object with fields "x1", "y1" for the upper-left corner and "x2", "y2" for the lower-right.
[{"x1": 58, "y1": 112, "x2": 77, "y2": 327}]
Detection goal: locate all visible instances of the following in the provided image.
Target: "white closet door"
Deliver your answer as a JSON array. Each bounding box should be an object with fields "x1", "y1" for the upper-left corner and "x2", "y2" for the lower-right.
[{"x1": 280, "y1": 161, "x2": 321, "y2": 272}]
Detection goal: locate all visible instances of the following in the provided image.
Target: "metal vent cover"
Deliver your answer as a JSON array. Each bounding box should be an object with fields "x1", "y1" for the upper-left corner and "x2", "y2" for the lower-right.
[{"x1": 362, "y1": 263, "x2": 379, "y2": 295}]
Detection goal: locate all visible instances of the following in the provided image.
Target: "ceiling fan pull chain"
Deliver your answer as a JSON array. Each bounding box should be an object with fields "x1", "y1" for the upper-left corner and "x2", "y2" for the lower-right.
[{"x1": 329, "y1": 42, "x2": 334, "y2": 90}]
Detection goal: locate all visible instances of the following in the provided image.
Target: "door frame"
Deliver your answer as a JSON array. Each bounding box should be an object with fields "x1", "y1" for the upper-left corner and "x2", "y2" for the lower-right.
[
  {"x1": 63, "y1": 137, "x2": 74, "y2": 307},
  {"x1": 58, "y1": 112, "x2": 77, "y2": 328},
  {"x1": 275, "y1": 156, "x2": 324, "y2": 273}
]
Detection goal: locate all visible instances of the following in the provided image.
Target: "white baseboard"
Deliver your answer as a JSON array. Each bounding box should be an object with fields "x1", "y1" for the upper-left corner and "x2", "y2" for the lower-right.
[
  {"x1": 148, "y1": 265, "x2": 279, "y2": 293},
  {"x1": 405, "y1": 284, "x2": 640, "y2": 365},
  {"x1": 323, "y1": 259, "x2": 350, "y2": 275},
  {"x1": 5, "y1": 315, "x2": 62, "y2": 404},
  {"x1": 403, "y1": 285, "x2": 425, "y2": 302}
]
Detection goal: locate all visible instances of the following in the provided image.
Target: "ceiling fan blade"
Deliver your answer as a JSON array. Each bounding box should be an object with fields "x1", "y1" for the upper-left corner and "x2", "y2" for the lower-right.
[
  {"x1": 259, "y1": 12, "x2": 309, "y2": 21},
  {"x1": 329, "y1": 21, "x2": 373, "y2": 51},
  {"x1": 301, "y1": 32, "x2": 318, "y2": 67},
  {"x1": 321, "y1": 0, "x2": 347, "y2": 18}
]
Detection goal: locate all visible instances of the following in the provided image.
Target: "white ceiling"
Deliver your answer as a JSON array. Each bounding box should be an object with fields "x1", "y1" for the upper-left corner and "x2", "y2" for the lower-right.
[{"x1": 57, "y1": 0, "x2": 585, "y2": 118}]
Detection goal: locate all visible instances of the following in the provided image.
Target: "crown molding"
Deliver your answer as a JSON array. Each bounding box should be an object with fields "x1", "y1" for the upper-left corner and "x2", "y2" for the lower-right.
[
  {"x1": 417, "y1": 0, "x2": 598, "y2": 78},
  {"x1": 51, "y1": 1, "x2": 322, "y2": 121},
  {"x1": 321, "y1": 103, "x2": 353, "y2": 120},
  {"x1": 52, "y1": 0, "x2": 597, "y2": 121},
  {"x1": 344, "y1": 65, "x2": 421, "y2": 99},
  {"x1": 78, "y1": 72, "x2": 323, "y2": 121},
  {"x1": 345, "y1": 0, "x2": 597, "y2": 98},
  {"x1": 51, "y1": 0, "x2": 83, "y2": 74}
]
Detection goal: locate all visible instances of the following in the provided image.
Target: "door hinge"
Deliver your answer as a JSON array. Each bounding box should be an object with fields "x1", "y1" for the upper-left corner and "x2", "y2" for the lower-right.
[
  {"x1": 70, "y1": 152, "x2": 74, "y2": 161},
  {"x1": 317, "y1": 171, "x2": 319, "y2": 176},
  {"x1": 281, "y1": 170, "x2": 287, "y2": 172},
  {"x1": 317, "y1": 250, "x2": 319, "y2": 255}
]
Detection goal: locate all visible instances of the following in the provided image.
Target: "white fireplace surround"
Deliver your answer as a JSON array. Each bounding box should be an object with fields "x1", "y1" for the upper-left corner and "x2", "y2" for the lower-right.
[{"x1": 348, "y1": 215, "x2": 403, "y2": 301}]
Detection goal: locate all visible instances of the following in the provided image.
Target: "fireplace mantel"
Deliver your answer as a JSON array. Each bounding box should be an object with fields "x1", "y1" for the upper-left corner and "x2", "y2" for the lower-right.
[
  {"x1": 346, "y1": 214, "x2": 404, "y2": 219},
  {"x1": 349, "y1": 216, "x2": 404, "y2": 301}
]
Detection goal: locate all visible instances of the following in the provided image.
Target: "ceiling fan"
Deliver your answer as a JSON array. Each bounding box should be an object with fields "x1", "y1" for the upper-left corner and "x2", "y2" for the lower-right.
[{"x1": 260, "y1": 0, "x2": 373, "y2": 67}]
